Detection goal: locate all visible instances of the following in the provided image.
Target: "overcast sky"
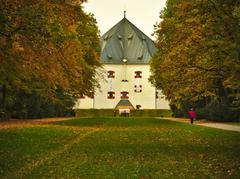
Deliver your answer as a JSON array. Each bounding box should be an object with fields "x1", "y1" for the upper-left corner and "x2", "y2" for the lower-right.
[{"x1": 83, "y1": 0, "x2": 167, "y2": 39}]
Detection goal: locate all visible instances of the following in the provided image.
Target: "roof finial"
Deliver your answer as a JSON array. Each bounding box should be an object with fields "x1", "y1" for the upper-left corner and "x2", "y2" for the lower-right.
[{"x1": 124, "y1": 5, "x2": 126, "y2": 18}]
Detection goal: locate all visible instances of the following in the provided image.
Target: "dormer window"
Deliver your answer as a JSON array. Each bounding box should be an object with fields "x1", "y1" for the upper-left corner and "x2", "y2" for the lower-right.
[
  {"x1": 138, "y1": 54, "x2": 143, "y2": 60},
  {"x1": 121, "y1": 91, "x2": 129, "y2": 99},
  {"x1": 107, "y1": 71, "x2": 115, "y2": 78},
  {"x1": 107, "y1": 54, "x2": 112, "y2": 60},
  {"x1": 128, "y1": 34, "x2": 133, "y2": 40},
  {"x1": 103, "y1": 35, "x2": 108, "y2": 41},
  {"x1": 142, "y1": 35, "x2": 146, "y2": 40},
  {"x1": 135, "y1": 71, "x2": 142, "y2": 78},
  {"x1": 118, "y1": 35, "x2": 122, "y2": 40}
]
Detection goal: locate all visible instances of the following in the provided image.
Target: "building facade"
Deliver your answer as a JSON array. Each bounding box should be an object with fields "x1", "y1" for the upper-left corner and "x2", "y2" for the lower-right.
[{"x1": 75, "y1": 15, "x2": 170, "y2": 110}]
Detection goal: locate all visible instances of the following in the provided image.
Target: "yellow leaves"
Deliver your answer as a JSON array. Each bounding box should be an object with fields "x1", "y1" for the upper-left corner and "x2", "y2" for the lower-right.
[
  {"x1": 12, "y1": 41, "x2": 24, "y2": 52},
  {"x1": 67, "y1": 24, "x2": 78, "y2": 33},
  {"x1": 0, "y1": 36, "x2": 7, "y2": 47},
  {"x1": 0, "y1": 0, "x2": 101, "y2": 119}
]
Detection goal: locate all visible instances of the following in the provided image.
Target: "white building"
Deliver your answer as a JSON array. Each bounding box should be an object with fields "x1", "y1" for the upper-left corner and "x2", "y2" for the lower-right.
[{"x1": 75, "y1": 15, "x2": 170, "y2": 111}]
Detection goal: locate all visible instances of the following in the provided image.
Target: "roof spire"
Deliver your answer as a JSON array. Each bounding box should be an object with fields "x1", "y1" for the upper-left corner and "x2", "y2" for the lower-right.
[{"x1": 124, "y1": 5, "x2": 126, "y2": 18}]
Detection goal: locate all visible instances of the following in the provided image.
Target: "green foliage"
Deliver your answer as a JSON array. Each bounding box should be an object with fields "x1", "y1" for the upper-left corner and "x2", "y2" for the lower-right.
[
  {"x1": 0, "y1": 0, "x2": 101, "y2": 118},
  {"x1": 0, "y1": 118, "x2": 240, "y2": 178},
  {"x1": 197, "y1": 100, "x2": 240, "y2": 122},
  {"x1": 10, "y1": 89, "x2": 75, "y2": 119},
  {"x1": 150, "y1": 0, "x2": 240, "y2": 121},
  {"x1": 74, "y1": 109, "x2": 172, "y2": 118}
]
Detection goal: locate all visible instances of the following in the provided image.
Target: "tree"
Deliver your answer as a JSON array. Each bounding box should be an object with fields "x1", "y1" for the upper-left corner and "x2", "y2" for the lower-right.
[
  {"x1": 150, "y1": 0, "x2": 240, "y2": 121},
  {"x1": 0, "y1": 0, "x2": 101, "y2": 118}
]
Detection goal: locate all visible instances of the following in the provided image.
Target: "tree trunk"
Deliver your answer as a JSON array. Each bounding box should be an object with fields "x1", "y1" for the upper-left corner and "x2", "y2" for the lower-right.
[{"x1": 1, "y1": 84, "x2": 6, "y2": 119}]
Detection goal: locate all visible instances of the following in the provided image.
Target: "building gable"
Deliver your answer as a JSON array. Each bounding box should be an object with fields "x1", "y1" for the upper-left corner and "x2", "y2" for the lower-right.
[{"x1": 101, "y1": 17, "x2": 157, "y2": 64}]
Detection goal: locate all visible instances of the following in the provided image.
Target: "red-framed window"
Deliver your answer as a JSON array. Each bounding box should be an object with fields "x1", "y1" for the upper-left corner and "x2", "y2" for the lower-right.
[
  {"x1": 121, "y1": 91, "x2": 129, "y2": 99},
  {"x1": 107, "y1": 71, "x2": 115, "y2": 78},
  {"x1": 107, "y1": 91, "x2": 115, "y2": 99},
  {"x1": 134, "y1": 71, "x2": 142, "y2": 78},
  {"x1": 134, "y1": 85, "x2": 142, "y2": 93}
]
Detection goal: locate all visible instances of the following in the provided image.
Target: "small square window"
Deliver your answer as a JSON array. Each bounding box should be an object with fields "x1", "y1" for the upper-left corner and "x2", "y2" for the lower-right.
[
  {"x1": 135, "y1": 71, "x2": 142, "y2": 78},
  {"x1": 108, "y1": 91, "x2": 115, "y2": 99},
  {"x1": 107, "y1": 71, "x2": 115, "y2": 78},
  {"x1": 134, "y1": 85, "x2": 142, "y2": 93},
  {"x1": 121, "y1": 91, "x2": 129, "y2": 99}
]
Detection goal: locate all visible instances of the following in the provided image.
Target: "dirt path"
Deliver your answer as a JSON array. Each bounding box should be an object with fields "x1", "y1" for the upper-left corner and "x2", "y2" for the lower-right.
[
  {"x1": 0, "y1": 117, "x2": 73, "y2": 129},
  {"x1": 197, "y1": 122, "x2": 240, "y2": 132},
  {"x1": 162, "y1": 117, "x2": 240, "y2": 132}
]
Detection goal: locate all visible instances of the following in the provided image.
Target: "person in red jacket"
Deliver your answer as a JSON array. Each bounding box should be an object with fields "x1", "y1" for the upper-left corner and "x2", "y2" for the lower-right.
[{"x1": 188, "y1": 108, "x2": 196, "y2": 124}]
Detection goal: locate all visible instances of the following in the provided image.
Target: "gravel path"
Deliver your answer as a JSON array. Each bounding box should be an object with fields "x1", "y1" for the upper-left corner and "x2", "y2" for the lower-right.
[
  {"x1": 162, "y1": 117, "x2": 240, "y2": 132},
  {"x1": 197, "y1": 122, "x2": 240, "y2": 132}
]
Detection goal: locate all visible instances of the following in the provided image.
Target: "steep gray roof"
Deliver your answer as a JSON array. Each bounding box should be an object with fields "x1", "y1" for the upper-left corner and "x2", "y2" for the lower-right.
[{"x1": 101, "y1": 17, "x2": 157, "y2": 64}]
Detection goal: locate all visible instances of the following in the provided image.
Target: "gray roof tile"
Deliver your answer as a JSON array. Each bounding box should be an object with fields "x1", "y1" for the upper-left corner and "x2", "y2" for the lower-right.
[{"x1": 101, "y1": 17, "x2": 157, "y2": 64}]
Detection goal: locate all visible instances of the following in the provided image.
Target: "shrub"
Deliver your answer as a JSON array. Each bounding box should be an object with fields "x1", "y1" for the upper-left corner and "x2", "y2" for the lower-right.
[
  {"x1": 74, "y1": 109, "x2": 172, "y2": 118},
  {"x1": 197, "y1": 101, "x2": 240, "y2": 122}
]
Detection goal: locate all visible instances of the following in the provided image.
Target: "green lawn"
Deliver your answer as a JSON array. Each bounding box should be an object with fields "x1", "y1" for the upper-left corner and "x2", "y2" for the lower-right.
[{"x1": 0, "y1": 117, "x2": 239, "y2": 178}]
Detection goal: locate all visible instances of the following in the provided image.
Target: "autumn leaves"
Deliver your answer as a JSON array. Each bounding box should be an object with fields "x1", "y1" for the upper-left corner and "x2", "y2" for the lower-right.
[{"x1": 0, "y1": 0, "x2": 101, "y2": 118}]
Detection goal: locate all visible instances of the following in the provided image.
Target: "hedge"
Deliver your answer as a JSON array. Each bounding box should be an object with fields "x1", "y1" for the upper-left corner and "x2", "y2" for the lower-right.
[{"x1": 74, "y1": 109, "x2": 172, "y2": 118}]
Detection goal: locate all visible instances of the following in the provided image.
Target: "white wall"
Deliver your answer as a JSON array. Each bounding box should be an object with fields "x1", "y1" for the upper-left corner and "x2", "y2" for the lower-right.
[
  {"x1": 75, "y1": 64, "x2": 170, "y2": 109},
  {"x1": 74, "y1": 98, "x2": 93, "y2": 109}
]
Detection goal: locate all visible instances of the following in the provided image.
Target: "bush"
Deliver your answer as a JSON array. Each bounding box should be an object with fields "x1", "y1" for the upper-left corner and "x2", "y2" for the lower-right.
[
  {"x1": 3, "y1": 89, "x2": 75, "y2": 119},
  {"x1": 74, "y1": 109, "x2": 115, "y2": 117},
  {"x1": 74, "y1": 109, "x2": 172, "y2": 118},
  {"x1": 196, "y1": 101, "x2": 240, "y2": 122}
]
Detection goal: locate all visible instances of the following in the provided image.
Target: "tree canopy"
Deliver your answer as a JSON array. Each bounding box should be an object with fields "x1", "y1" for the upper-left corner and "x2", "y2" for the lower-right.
[
  {"x1": 150, "y1": 0, "x2": 240, "y2": 121},
  {"x1": 0, "y1": 0, "x2": 101, "y2": 118}
]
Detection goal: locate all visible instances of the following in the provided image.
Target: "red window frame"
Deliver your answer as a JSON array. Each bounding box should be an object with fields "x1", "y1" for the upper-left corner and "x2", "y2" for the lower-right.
[
  {"x1": 107, "y1": 71, "x2": 115, "y2": 78},
  {"x1": 134, "y1": 85, "x2": 142, "y2": 93},
  {"x1": 134, "y1": 71, "x2": 142, "y2": 78},
  {"x1": 121, "y1": 91, "x2": 129, "y2": 99},
  {"x1": 107, "y1": 91, "x2": 115, "y2": 99}
]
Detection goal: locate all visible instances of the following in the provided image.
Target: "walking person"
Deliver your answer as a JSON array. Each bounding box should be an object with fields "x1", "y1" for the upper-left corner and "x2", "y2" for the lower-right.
[
  {"x1": 113, "y1": 110, "x2": 117, "y2": 117},
  {"x1": 188, "y1": 108, "x2": 196, "y2": 124}
]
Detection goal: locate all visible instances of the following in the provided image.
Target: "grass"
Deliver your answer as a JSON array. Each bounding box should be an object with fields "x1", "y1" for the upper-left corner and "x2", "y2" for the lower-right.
[{"x1": 0, "y1": 117, "x2": 240, "y2": 178}]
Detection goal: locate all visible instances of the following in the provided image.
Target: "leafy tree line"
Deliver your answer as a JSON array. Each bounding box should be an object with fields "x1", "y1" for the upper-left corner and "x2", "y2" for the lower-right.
[
  {"x1": 150, "y1": 0, "x2": 240, "y2": 121},
  {"x1": 0, "y1": 0, "x2": 101, "y2": 119}
]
